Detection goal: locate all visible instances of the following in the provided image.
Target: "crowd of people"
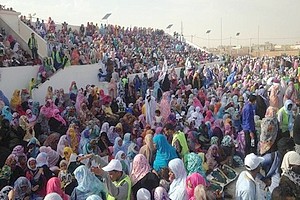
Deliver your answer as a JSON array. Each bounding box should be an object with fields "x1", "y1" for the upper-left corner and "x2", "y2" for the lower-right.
[
  {"x1": 20, "y1": 16, "x2": 215, "y2": 86},
  {"x1": 1, "y1": 51, "x2": 300, "y2": 200},
  {"x1": 0, "y1": 28, "x2": 33, "y2": 67},
  {"x1": 1, "y1": 11, "x2": 300, "y2": 199}
]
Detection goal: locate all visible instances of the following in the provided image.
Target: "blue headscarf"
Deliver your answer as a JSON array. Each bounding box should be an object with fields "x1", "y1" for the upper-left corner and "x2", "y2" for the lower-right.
[
  {"x1": 114, "y1": 137, "x2": 125, "y2": 156},
  {"x1": 79, "y1": 129, "x2": 91, "y2": 154},
  {"x1": 1, "y1": 106, "x2": 13, "y2": 122},
  {"x1": 184, "y1": 152, "x2": 206, "y2": 177},
  {"x1": 153, "y1": 134, "x2": 178, "y2": 171},
  {"x1": 73, "y1": 165, "x2": 105, "y2": 199},
  {"x1": 27, "y1": 137, "x2": 40, "y2": 158},
  {"x1": 0, "y1": 90, "x2": 9, "y2": 106},
  {"x1": 122, "y1": 133, "x2": 132, "y2": 154}
]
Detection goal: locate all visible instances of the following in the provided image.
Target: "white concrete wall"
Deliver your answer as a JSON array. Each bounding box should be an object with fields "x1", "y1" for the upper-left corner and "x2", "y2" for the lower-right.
[
  {"x1": 0, "y1": 9, "x2": 48, "y2": 58},
  {"x1": 0, "y1": 65, "x2": 40, "y2": 100},
  {"x1": 0, "y1": 63, "x2": 108, "y2": 105},
  {"x1": 31, "y1": 64, "x2": 108, "y2": 104},
  {"x1": 0, "y1": 10, "x2": 20, "y2": 32}
]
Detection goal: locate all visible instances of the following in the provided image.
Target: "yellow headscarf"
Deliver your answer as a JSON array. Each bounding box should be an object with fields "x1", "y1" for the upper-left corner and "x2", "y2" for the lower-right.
[
  {"x1": 67, "y1": 125, "x2": 79, "y2": 154},
  {"x1": 10, "y1": 89, "x2": 21, "y2": 110},
  {"x1": 63, "y1": 147, "x2": 73, "y2": 162}
]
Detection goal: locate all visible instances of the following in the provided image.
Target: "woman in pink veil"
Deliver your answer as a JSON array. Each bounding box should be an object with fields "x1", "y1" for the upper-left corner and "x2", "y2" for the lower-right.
[{"x1": 159, "y1": 92, "x2": 171, "y2": 123}]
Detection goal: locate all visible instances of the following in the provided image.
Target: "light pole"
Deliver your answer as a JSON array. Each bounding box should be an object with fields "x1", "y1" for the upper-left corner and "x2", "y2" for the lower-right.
[
  {"x1": 249, "y1": 38, "x2": 252, "y2": 56},
  {"x1": 206, "y1": 29, "x2": 211, "y2": 49},
  {"x1": 102, "y1": 13, "x2": 112, "y2": 25},
  {"x1": 236, "y1": 32, "x2": 240, "y2": 55}
]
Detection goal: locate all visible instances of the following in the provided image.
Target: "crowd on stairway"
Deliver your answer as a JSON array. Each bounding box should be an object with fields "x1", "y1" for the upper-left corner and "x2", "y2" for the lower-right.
[
  {"x1": 19, "y1": 16, "x2": 215, "y2": 86},
  {"x1": 0, "y1": 28, "x2": 34, "y2": 67}
]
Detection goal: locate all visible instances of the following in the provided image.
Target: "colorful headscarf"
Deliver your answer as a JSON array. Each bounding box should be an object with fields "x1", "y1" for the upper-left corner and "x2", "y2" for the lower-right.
[
  {"x1": 113, "y1": 137, "x2": 125, "y2": 156},
  {"x1": 13, "y1": 177, "x2": 31, "y2": 200},
  {"x1": 130, "y1": 154, "x2": 151, "y2": 185},
  {"x1": 73, "y1": 165, "x2": 105, "y2": 198},
  {"x1": 205, "y1": 145, "x2": 219, "y2": 170},
  {"x1": 122, "y1": 133, "x2": 132, "y2": 154},
  {"x1": 186, "y1": 172, "x2": 206, "y2": 200},
  {"x1": 153, "y1": 134, "x2": 178, "y2": 171},
  {"x1": 184, "y1": 152, "x2": 206, "y2": 177},
  {"x1": 39, "y1": 146, "x2": 60, "y2": 168},
  {"x1": 63, "y1": 147, "x2": 73, "y2": 162},
  {"x1": 46, "y1": 177, "x2": 69, "y2": 200},
  {"x1": 259, "y1": 117, "x2": 278, "y2": 155},
  {"x1": 1, "y1": 106, "x2": 12, "y2": 121},
  {"x1": 281, "y1": 151, "x2": 300, "y2": 174}
]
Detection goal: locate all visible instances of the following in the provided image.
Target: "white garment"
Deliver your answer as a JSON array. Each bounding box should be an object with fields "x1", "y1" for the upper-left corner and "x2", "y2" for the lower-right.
[
  {"x1": 137, "y1": 188, "x2": 151, "y2": 200},
  {"x1": 236, "y1": 171, "x2": 263, "y2": 200},
  {"x1": 145, "y1": 90, "x2": 157, "y2": 126},
  {"x1": 281, "y1": 151, "x2": 300, "y2": 174},
  {"x1": 168, "y1": 158, "x2": 188, "y2": 200}
]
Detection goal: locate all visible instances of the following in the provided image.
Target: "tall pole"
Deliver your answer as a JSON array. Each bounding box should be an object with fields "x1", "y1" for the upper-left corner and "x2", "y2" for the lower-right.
[
  {"x1": 230, "y1": 36, "x2": 232, "y2": 56},
  {"x1": 258, "y1": 25, "x2": 260, "y2": 57},
  {"x1": 181, "y1": 21, "x2": 183, "y2": 42},
  {"x1": 221, "y1": 18, "x2": 223, "y2": 48},
  {"x1": 237, "y1": 35, "x2": 239, "y2": 55},
  {"x1": 249, "y1": 38, "x2": 252, "y2": 56}
]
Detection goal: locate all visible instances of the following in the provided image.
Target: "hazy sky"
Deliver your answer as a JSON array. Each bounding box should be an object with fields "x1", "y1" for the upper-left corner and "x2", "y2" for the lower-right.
[{"x1": 2, "y1": 0, "x2": 300, "y2": 47}]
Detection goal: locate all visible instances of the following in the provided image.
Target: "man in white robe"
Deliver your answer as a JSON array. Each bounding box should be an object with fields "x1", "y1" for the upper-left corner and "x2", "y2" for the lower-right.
[{"x1": 145, "y1": 89, "x2": 157, "y2": 125}]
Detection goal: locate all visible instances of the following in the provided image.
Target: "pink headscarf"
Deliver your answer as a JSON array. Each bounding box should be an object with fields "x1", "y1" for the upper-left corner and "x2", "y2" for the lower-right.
[
  {"x1": 40, "y1": 99, "x2": 57, "y2": 119},
  {"x1": 39, "y1": 146, "x2": 60, "y2": 168},
  {"x1": 192, "y1": 97, "x2": 202, "y2": 108},
  {"x1": 130, "y1": 154, "x2": 151, "y2": 185},
  {"x1": 186, "y1": 173, "x2": 206, "y2": 200},
  {"x1": 204, "y1": 110, "x2": 214, "y2": 124},
  {"x1": 46, "y1": 177, "x2": 70, "y2": 200},
  {"x1": 159, "y1": 92, "x2": 171, "y2": 122},
  {"x1": 52, "y1": 109, "x2": 66, "y2": 126},
  {"x1": 75, "y1": 90, "x2": 86, "y2": 113}
]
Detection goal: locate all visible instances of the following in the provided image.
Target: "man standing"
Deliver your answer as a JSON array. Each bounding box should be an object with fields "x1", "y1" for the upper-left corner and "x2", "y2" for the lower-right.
[
  {"x1": 145, "y1": 89, "x2": 156, "y2": 126},
  {"x1": 92, "y1": 159, "x2": 131, "y2": 200},
  {"x1": 51, "y1": 46, "x2": 62, "y2": 70},
  {"x1": 236, "y1": 153, "x2": 264, "y2": 200},
  {"x1": 27, "y1": 33, "x2": 38, "y2": 60},
  {"x1": 242, "y1": 94, "x2": 257, "y2": 155}
]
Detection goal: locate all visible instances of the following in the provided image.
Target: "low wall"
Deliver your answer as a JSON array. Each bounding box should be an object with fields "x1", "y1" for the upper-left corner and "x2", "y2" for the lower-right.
[
  {"x1": 31, "y1": 64, "x2": 108, "y2": 104},
  {"x1": 0, "y1": 65, "x2": 40, "y2": 100}
]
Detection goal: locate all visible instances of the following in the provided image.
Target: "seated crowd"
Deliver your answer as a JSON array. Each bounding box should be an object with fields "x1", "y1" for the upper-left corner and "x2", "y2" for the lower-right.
[
  {"x1": 0, "y1": 28, "x2": 33, "y2": 67},
  {"x1": 20, "y1": 16, "x2": 214, "y2": 81},
  {"x1": 0, "y1": 52, "x2": 300, "y2": 200}
]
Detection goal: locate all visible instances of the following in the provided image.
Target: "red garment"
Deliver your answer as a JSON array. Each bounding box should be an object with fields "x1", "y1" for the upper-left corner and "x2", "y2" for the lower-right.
[{"x1": 26, "y1": 170, "x2": 47, "y2": 197}]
